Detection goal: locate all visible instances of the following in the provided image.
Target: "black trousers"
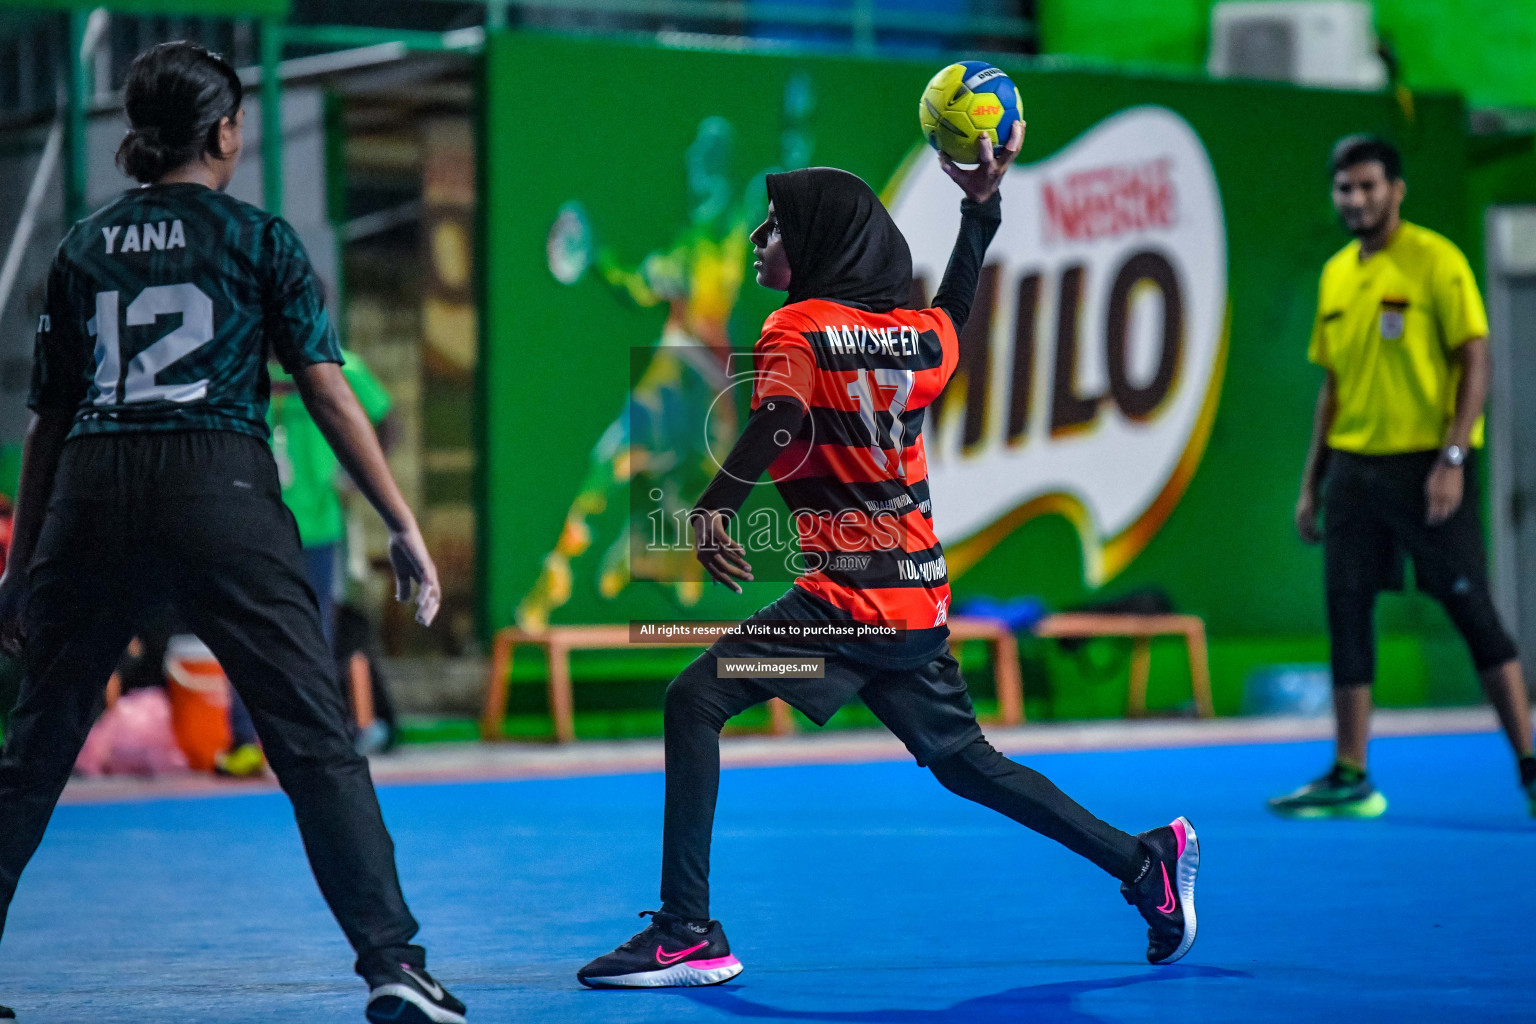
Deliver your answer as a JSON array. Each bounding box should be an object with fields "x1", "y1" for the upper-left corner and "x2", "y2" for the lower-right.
[
  {"x1": 659, "y1": 644, "x2": 1141, "y2": 922},
  {"x1": 1323, "y1": 449, "x2": 1517, "y2": 685},
  {"x1": 0, "y1": 432, "x2": 421, "y2": 979}
]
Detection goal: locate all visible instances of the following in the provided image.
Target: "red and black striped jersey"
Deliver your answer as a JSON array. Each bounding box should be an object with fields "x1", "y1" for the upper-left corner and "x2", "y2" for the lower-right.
[{"x1": 752, "y1": 297, "x2": 959, "y2": 632}]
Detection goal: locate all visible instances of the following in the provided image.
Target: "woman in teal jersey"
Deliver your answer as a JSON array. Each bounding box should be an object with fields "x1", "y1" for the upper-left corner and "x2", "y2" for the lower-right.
[{"x1": 0, "y1": 42, "x2": 463, "y2": 1024}]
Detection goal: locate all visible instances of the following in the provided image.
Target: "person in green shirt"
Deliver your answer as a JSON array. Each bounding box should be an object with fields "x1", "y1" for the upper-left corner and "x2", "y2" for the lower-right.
[
  {"x1": 269, "y1": 349, "x2": 395, "y2": 646},
  {"x1": 209, "y1": 351, "x2": 394, "y2": 775}
]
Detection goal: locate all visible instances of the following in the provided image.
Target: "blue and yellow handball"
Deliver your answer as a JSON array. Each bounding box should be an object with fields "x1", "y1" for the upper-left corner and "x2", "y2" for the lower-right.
[{"x1": 919, "y1": 61, "x2": 1023, "y2": 164}]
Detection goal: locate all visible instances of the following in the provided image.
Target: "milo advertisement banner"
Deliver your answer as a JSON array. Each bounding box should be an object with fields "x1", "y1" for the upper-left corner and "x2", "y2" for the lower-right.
[
  {"x1": 483, "y1": 33, "x2": 1476, "y2": 712},
  {"x1": 891, "y1": 106, "x2": 1227, "y2": 586}
]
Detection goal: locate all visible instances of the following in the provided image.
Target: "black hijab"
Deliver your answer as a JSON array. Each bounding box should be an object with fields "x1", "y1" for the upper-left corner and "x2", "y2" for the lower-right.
[{"x1": 765, "y1": 167, "x2": 913, "y2": 313}]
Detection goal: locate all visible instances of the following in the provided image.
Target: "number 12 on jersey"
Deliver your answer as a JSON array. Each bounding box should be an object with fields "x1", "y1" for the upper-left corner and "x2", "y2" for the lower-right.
[{"x1": 89, "y1": 283, "x2": 214, "y2": 406}]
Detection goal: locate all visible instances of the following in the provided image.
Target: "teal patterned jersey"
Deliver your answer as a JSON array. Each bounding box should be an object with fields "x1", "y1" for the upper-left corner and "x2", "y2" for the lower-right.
[{"x1": 29, "y1": 182, "x2": 342, "y2": 440}]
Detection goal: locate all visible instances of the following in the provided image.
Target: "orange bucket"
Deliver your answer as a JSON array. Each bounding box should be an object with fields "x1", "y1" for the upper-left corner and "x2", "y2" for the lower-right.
[{"x1": 164, "y1": 635, "x2": 233, "y2": 771}]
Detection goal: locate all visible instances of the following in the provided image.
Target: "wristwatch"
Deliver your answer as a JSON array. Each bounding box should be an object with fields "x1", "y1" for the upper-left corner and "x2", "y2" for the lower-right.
[{"x1": 1442, "y1": 444, "x2": 1466, "y2": 467}]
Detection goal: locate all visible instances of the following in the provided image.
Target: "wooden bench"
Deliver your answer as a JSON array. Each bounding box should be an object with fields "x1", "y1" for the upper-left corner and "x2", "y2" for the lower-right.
[
  {"x1": 1032, "y1": 613, "x2": 1214, "y2": 718},
  {"x1": 479, "y1": 615, "x2": 1025, "y2": 743}
]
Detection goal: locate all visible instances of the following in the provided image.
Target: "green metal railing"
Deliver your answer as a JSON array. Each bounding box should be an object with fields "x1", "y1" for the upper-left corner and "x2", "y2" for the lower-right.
[
  {"x1": 36, "y1": 0, "x2": 1034, "y2": 220},
  {"x1": 260, "y1": 18, "x2": 282, "y2": 217},
  {"x1": 480, "y1": 0, "x2": 1032, "y2": 49},
  {"x1": 279, "y1": 24, "x2": 485, "y2": 54},
  {"x1": 66, "y1": 9, "x2": 92, "y2": 221},
  {"x1": 288, "y1": 0, "x2": 1034, "y2": 56}
]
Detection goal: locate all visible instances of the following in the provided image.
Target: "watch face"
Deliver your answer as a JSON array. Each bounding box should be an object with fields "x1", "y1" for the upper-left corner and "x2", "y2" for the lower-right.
[{"x1": 1445, "y1": 445, "x2": 1466, "y2": 466}]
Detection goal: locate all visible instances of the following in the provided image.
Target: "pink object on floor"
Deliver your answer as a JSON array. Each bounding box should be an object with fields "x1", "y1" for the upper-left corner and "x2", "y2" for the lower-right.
[{"x1": 74, "y1": 688, "x2": 190, "y2": 777}]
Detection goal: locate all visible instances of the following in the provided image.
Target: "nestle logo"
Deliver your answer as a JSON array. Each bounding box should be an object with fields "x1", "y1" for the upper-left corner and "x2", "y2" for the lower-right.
[{"x1": 1042, "y1": 158, "x2": 1177, "y2": 243}]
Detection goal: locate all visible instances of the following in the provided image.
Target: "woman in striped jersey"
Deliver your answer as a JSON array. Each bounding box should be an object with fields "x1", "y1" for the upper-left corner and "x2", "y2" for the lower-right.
[{"x1": 578, "y1": 124, "x2": 1202, "y2": 988}]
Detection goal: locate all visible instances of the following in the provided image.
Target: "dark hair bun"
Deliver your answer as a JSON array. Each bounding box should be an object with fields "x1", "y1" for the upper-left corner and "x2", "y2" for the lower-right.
[
  {"x1": 115, "y1": 41, "x2": 243, "y2": 184},
  {"x1": 119, "y1": 125, "x2": 182, "y2": 184}
]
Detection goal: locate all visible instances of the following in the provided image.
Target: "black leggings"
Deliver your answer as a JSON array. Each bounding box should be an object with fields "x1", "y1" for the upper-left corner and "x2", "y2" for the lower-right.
[
  {"x1": 658, "y1": 652, "x2": 1142, "y2": 922},
  {"x1": 1328, "y1": 584, "x2": 1515, "y2": 684}
]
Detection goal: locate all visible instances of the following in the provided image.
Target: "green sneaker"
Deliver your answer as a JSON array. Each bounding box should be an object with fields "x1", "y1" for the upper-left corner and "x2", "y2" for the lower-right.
[
  {"x1": 1267, "y1": 764, "x2": 1387, "y2": 819},
  {"x1": 214, "y1": 743, "x2": 266, "y2": 779}
]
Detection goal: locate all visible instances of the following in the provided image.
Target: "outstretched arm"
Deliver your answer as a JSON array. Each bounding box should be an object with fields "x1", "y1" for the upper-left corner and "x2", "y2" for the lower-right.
[
  {"x1": 294, "y1": 362, "x2": 441, "y2": 625},
  {"x1": 696, "y1": 398, "x2": 806, "y2": 519},
  {"x1": 931, "y1": 195, "x2": 1002, "y2": 332},
  {"x1": 932, "y1": 122, "x2": 1023, "y2": 331},
  {"x1": 691, "y1": 397, "x2": 807, "y2": 593},
  {"x1": 596, "y1": 241, "x2": 688, "y2": 308}
]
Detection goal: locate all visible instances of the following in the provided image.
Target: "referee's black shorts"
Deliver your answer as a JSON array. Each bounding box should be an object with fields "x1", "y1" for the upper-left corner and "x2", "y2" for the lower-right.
[{"x1": 1322, "y1": 448, "x2": 1517, "y2": 685}]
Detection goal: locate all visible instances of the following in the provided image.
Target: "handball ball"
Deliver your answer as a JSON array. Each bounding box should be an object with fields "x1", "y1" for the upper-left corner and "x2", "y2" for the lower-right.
[{"x1": 919, "y1": 61, "x2": 1022, "y2": 164}]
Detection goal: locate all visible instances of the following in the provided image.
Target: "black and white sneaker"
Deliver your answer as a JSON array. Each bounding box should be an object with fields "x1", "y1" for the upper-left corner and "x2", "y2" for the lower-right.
[
  {"x1": 364, "y1": 958, "x2": 466, "y2": 1024},
  {"x1": 1120, "y1": 816, "x2": 1200, "y2": 965},
  {"x1": 578, "y1": 910, "x2": 743, "y2": 988}
]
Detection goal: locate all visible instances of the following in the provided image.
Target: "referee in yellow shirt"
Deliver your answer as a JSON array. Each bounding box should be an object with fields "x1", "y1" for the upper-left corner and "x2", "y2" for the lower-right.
[{"x1": 1275, "y1": 136, "x2": 1536, "y2": 819}]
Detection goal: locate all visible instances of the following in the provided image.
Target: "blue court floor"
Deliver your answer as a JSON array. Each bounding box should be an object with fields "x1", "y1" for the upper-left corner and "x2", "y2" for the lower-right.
[{"x1": 1, "y1": 730, "x2": 1532, "y2": 1023}]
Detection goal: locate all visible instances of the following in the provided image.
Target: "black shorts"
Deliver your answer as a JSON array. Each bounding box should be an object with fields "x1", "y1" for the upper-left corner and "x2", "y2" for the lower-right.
[
  {"x1": 709, "y1": 588, "x2": 983, "y2": 766},
  {"x1": 1322, "y1": 448, "x2": 1516, "y2": 679},
  {"x1": 1323, "y1": 448, "x2": 1490, "y2": 598}
]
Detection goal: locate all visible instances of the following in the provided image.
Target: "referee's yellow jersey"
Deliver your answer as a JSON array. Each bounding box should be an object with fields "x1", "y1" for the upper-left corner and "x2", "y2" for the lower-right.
[{"x1": 1307, "y1": 221, "x2": 1487, "y2": 454}]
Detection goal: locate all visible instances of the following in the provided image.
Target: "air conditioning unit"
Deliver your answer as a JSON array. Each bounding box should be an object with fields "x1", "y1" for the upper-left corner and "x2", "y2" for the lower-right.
[{"x1": 1208, "y1": 1, "x2": 1387, "y2": 90}]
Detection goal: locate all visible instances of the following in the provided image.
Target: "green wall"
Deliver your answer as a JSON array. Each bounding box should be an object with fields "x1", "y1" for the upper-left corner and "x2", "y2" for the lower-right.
[
  {"x1": 1040, "y1": 0, "x2": 1209, "y2": 71},
  {"x1": 1373, "y1": 1, "x2": 1536, "y2": 108},
  {"x1": 1042, "y1": 0, "x2": 1536, "y2": 109},
  {"x1": 481, "y1": 32, "x2": 1481, "y2": 718}
]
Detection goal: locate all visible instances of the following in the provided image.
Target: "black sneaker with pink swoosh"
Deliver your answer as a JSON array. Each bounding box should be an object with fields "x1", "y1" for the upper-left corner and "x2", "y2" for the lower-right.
[
  {"x1": 578, "y1": 910, "x2": 743, "y2": 988},
  {"x1": 1120, "y1": 816, "x2": 1200, "y2": 964}
]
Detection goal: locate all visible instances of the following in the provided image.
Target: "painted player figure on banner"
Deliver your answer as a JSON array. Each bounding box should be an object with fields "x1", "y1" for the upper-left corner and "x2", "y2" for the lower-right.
[
  {"x1": 517, "y1": 76, "x2": 816, "y2": 632},
  {"x1": 577, "y1": 116, "x2": 1206, "y2": 987}
]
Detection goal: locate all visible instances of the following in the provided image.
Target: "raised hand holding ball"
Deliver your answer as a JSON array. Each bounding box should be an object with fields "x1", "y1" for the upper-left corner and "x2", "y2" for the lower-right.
[
  {"x1": 940, "y1": 121, "x2": 1024, "y2": 203},
  {"x1": 919, "y1": 61, "x2": 1024, "y2": 165}
]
